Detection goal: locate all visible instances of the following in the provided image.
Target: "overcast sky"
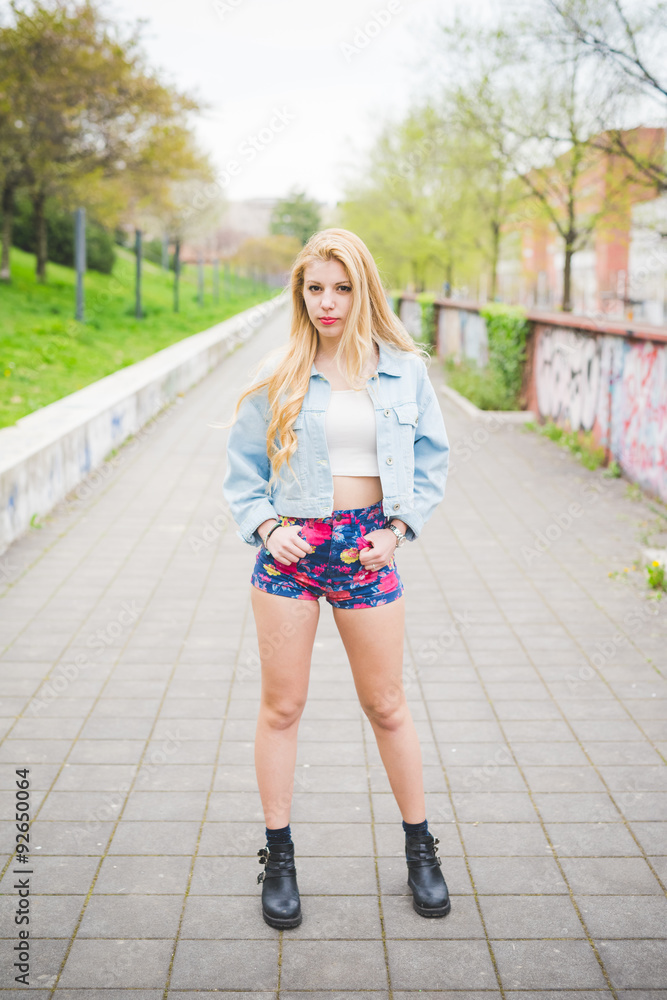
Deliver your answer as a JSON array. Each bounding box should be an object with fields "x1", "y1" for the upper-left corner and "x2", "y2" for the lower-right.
[{"x1": 106, "y1": 0, "x2": 490, "y2": 206}]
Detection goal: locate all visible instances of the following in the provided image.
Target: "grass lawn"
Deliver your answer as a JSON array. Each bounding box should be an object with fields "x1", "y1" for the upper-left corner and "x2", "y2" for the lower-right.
[{"x1": 0, "y1": 245, "x2": 282, "y2": 429}]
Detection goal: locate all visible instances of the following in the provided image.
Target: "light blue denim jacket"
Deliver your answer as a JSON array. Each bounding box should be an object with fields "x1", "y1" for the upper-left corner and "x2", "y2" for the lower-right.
[{"x1": 222, "y1": 340, "x2": 450, "y2": 547}]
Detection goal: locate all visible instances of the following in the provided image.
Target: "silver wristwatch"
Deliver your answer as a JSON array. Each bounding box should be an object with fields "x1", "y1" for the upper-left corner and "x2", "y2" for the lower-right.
[{"x1": 387, "y1": 522, "x2": 407, "y2": 547}]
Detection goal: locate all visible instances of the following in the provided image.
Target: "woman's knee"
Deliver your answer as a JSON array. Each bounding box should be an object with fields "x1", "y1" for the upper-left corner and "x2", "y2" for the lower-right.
[
  {"x1": 259, "y1": 697, "x2": 306, "y2": 730},
  {"x1": 362, "y1": 686, "x2": 408, "y2": 730}
]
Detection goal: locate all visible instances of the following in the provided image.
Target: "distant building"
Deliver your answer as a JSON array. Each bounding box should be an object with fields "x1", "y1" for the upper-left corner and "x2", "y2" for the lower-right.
[{"x1": 496, "y1": 126, "x2": 667, "y2": 325}]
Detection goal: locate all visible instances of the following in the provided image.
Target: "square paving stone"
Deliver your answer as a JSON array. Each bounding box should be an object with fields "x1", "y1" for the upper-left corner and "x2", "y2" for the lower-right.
[
  {"x1": 613, "y1": 791, "x2": 667, "y2": 821},
  {"x1": 522, "y1": 766, "x2": 606, "y2": 793},
  {"x1": 287, "y1": 894, "x2": 383, "y2": 939},
  {"x1": 169, "y1": 938, "x2": 279, "y2": 990},
  {"x1": 512, "y1": 742, "x2": 590, "y2": 766},
  {"x1": 93, "y1": 855, "x2": 192, "y2": 894},
  {"x1": 445, "y1": 766, "x2": 526, "y2": 793},
  {"x1": 597, "y1": 939, "x2": 667, "y2": 988},
  {"x1": 0, "y1": 937, "x2": 68, "y2": 989},
  {"x1": 382, "y1": 893, "x2": 484, "y2": 938},
  {"x1": 0, "y1": 854, "x2": 99, "y2": 894},
  {"x1": 629, "y1": 821, "x2": 667, "y2": 855},
  {"x1": 144, "y1": 738, "x2": 219, "y2": 764},
  {"x1": 180, "y1": 894, "x2": 290, "y2": 939},
  {"x1": 577, "y1": 894, "x2": 667, "y2": 938},
  {"x1": 468, "y1": 856, "x2": 567, "y2": 894},
  {"x1": 532, "y1": 793, "x2": 621, "y2": 823},
  {"x1": 52, "y1": 763, "x2": 139, "y2": 792},
  {"x1": 583, "y1": 742, "x2": 663, "y2": 766},
  {"x1": 24, "y1": 820, "x2": 116, "y2": 855},
  {"x1": 0, "y1": 892, "x2": 82, "y2": 937},
  {"x1": 67, "y1": 739, "x2": 146, "y2": 764},
  {"x1": 108, "y1": 820, "x2": 200, "y2": 855},
  {"x1": 546, "y1": 821, "x2": 642, "y2": 856},
  {"x1": 560, "y1": 857, "x2": 663, "y2": 894},
  {"x1": 78, "y1": 893, "x2": 183, "y2": 937},
  {"x1": 122, "y1": 790, "x2": 208, "y2": 822},
  {"x1": 451, "y1": 792, "x2": 538, "y2": 823},
  {"x1": 0, "y1": 738, "x2": 73, "y2": 764},
  {"x1": 280, "y1": 940, "x2": 388, "y2": 991},
  {"x1": 190, "y1": 856, "x2": 276, "y2": 895},
  {"x1": 460, "y1": 822, "x2": 551, "y2": 856},
  {"x1": 136, "y1": 763, "x2": 215, "y2": 792},
  {"x1": 57, "y1": 938, "x2": 174, "y2": 988},
  {"x1": 480, "y1": 893, "x2": 585, "y2": 938},
  {"x1": 372, "y1": 792, "x2": 453, "y2": 824},
  {"x1": 492, "y1": 940, "x2": 607, "y2": 989},
  {"x1": 386, "y1": 940, "x2": 496, "y2": 990}
]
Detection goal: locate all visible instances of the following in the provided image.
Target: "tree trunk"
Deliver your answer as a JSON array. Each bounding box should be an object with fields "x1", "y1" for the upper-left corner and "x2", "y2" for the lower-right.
[
  {"x1": 490, "y1": 220, "x2": 500, "y2": 301},
  {"x1": 34, "y1": 189, "x2": 48, "y2": 283},
  {"x1": 562, "y1": 245, "x2": 573, "y2": 312},
  {"x1": 0, "y1": 183, "x2": 14, "y2": 283}
]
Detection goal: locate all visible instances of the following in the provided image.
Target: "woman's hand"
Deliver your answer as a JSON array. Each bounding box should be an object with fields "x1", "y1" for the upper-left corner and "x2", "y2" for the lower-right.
[
  {"x1": 358, "y1": 528, "x2": 397, "y2": 572},
  {"x1": 267, "y1": 525, "x2": 314, "y2": 566}
]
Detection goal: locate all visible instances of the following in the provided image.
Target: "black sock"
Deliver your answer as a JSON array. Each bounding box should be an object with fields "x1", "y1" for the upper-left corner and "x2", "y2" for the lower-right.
[
  {"x1": 402, "y1": 817, "x2": 428, "y2": 836},
  {"x1": 266, "y1": 823, "x2": 292, "y2": 845}
]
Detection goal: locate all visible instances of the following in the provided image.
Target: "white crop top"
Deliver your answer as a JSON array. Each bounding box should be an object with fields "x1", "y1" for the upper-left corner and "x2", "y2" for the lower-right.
[{"x1": 324, "y1": 389, "x2": 380, "y2": 476}]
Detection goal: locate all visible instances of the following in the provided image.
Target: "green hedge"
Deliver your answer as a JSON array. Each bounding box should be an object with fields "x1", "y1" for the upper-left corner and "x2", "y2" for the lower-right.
[{"x1": 479, "y1": 302, "x2": 530, "y2": 405}]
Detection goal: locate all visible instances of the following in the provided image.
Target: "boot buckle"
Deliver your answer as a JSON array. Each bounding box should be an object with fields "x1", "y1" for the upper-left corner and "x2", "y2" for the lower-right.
[{"x1": 257, "y1": 871, "x2": 265, "y2": 884}]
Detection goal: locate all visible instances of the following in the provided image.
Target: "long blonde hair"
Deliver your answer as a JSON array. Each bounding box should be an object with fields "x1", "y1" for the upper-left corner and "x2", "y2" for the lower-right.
[{"x1": 222, "y1": 228, "x2": 430, "y2": 491}]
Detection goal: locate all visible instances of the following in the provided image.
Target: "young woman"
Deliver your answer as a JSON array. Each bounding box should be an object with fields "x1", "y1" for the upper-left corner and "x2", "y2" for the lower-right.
[{"x1": 222, "y1": 228, "x2": 451, "y2": 929}]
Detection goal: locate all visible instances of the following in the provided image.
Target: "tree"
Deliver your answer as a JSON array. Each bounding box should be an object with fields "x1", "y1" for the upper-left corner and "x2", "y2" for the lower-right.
[
  {"x1": 546, "y1": 0, "x2": 667, "y2": 192},
  {"x1": 270, "y1": 189, "x2": 321, "y2": 246},
  {"x1": 438, "y1": 11, "x2": 630, "y2": 311},
  {"x1": 0, "y1": 0, "x2": 204, "y2": 283}
]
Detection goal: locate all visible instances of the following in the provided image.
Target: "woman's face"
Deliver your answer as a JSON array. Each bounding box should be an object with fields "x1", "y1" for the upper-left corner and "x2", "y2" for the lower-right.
[{"x1": 302, "y1": 258, "x2": 353, "y2": 345}]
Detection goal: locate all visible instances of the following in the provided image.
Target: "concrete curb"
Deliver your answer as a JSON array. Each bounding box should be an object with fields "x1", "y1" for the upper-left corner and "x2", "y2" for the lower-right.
[
  {"x1": 0, "y1": 291, "x2": 289, "y2": 555},
  {"x1": 439, "y1": 382, "x2": 536, "y2": 424}
]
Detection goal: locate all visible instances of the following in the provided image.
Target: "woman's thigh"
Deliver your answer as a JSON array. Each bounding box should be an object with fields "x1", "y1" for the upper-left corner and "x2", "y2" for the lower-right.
[
  {"x1": 250, "y1": 586, "x2": 321, "y2": 707},
  {"x1": 332, "y1": 595, "x2": 406, "y2": 716}
]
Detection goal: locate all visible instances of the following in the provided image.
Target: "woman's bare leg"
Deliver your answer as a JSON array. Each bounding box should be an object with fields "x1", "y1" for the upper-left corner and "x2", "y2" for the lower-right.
[
  {"x1": 332, "y1": 595, "x2": 426, "y2": 823},
  {"x1": 250, "y1": 587, "x2": 321, "y2": 829}
]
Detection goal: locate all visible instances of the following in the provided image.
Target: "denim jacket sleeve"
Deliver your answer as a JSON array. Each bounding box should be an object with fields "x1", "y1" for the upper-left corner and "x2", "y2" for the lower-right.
[
  {"x1": 401, "y1": 361, "x2": 450, "y2": 542},
  {"x1": 222, "y1": 392, "x2": 279, "y2": 548}
]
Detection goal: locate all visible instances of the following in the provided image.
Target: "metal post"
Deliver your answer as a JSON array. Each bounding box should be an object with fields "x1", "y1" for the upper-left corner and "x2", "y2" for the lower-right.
[
  {"x1": 173, "y1": 239, "x2": 180, "y2": 313},
  {"x1": 135, "y1": 229, "x2": 143, "y2": 319},
  {"x1": 214, "y1": 258, "x2": 220, "y2": 303},
  {"x1": 74, "y1": 207, "x2": 86, "y2": 321},
  {"x1": 162, "y1": 233, "x2": 169, "y2": 271},
  {"x1": 198, "y1": 253, "x2": 204, "y2": 306}
]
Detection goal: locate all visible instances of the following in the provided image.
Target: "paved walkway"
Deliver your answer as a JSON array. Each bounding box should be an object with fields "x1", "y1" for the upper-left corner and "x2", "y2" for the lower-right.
[{"x1": 0, "y1": 308, "x2": 666, "y2": 997}]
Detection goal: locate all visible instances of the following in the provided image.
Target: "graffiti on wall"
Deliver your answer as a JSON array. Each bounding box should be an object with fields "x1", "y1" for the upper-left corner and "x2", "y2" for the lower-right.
[
  {"x1": 534, "y1": 328, "x2": 602, "y2": 432},
  {"x1": 533, "y1": 325, "x2": 667, "y2": 502}
]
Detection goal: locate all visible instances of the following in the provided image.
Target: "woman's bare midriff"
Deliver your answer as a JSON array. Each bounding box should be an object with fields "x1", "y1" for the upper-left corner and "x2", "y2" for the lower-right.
[{"x1": 332, "y1": 474, "x2": 383, "y2": 511}]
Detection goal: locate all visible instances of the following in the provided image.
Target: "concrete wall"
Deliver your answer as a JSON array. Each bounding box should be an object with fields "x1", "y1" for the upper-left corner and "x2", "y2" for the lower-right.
[
  {"x1": 0, "y1": 292, "x2": 289, "y2": 555},
  {"x1": 527, "y1": 323, "x2": 667, "y2": 503},
  {"x1": 397, "y1": 291, "x2": 667, "y2": 503}
]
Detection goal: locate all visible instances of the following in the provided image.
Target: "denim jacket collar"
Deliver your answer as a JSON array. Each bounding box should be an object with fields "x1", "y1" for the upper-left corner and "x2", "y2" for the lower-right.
[{"x1": 309, "y1": 339, "x2": 403, "y2": 379}]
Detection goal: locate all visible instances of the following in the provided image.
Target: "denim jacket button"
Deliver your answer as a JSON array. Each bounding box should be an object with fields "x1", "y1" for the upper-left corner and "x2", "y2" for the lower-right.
[
  {"x1": 386, "y1": 457, "x2": 393, "y2": 465},
  {"x1": 384, "y1": 409, "x2": 390, "y2": 417},
  {"x1": 393, "y1": 503, "x2": 400, "y2": 510}
]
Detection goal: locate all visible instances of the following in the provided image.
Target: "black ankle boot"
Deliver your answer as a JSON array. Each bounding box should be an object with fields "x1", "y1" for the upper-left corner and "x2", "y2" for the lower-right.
[
  {"x1": 405, "y1": 831, "x2": 451, "y2": 917},
  {"x1": 257, "y1": 842, "x2": 302, "y2": 929}
]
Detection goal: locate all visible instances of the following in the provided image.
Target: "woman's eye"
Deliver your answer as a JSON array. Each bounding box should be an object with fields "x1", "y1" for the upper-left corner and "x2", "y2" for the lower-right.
[{"x1": 306, "y1": 284, "x2": 351, "y2": 292}]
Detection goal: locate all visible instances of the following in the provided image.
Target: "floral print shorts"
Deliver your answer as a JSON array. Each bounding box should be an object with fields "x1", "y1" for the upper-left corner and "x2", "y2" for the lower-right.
[{"x1": 250, "y1": 500, "x2": 404, "y2": 609}]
